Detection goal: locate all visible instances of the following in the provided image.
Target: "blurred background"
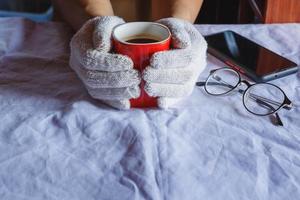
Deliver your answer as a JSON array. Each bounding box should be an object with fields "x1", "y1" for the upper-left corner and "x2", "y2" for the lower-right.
[
  {"x1": 197, "y1": 0, "x2": 300, "y2": 24},
  {"x1": 0, "y1": 0, "x2": 299, "y2": 23},
  {"x1": 0, "y1": 0, "x2": 52, "y2": 21}
]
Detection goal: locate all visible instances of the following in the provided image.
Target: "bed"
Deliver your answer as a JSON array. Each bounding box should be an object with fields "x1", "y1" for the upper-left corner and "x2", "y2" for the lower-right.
[{"x1": 0, "y1": 18, "x2": 300, "y2": 200}]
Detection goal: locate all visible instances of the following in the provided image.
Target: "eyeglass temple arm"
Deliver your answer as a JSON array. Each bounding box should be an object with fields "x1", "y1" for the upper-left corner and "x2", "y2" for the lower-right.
[
  {"x1": 196, "y1": 82, "x2": 206, "y2": 87},
  {"x1": 196, "y1": 81, "x2": 237, "y2": 89}
]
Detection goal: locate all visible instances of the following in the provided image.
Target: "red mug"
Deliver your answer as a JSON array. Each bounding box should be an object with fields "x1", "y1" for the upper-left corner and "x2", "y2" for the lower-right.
[{"x1": 113, "y1": 22, "x2": 171, "y2": 108}]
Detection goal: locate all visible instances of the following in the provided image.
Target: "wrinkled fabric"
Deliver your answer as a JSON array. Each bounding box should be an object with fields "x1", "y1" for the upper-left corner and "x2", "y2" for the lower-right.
[{"x1": 0, "y1": 18, "x2": 300, "y2": 200}]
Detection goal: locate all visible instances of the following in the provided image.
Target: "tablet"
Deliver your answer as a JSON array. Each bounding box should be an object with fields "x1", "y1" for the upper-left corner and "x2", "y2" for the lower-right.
[{"x1": 204, "y1": 30, "x2": 298, "y2": 82}]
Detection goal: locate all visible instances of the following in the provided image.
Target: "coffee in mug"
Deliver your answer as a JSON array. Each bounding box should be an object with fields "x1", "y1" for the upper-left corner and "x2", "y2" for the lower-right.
[{"x1": 125, "y1": 36, "x2": 160, "y2": 44}]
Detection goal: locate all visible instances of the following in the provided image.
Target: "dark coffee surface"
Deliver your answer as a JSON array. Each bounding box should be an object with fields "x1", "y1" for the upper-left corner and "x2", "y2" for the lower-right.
[{"x1": 126, "y1": 38, "x2": 159, "y2": 44}]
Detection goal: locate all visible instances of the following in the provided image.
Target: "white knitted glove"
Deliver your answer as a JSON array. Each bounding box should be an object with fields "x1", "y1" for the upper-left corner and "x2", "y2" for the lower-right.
[
  {"x1": 143, "y1": 18, "x2": 207, "y2": 109},
  {"x1": 70, "y1": 16, "x2": 141, "y2": 109}
]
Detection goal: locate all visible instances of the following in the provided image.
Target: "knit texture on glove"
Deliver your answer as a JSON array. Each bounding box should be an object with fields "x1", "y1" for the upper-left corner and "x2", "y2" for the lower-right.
[
  {"x1": 143, "y1": 18, "x2": 208, "y2": 109},
  {"x1": 70, "y1": 16, "x2": 141, "y2": 109}
]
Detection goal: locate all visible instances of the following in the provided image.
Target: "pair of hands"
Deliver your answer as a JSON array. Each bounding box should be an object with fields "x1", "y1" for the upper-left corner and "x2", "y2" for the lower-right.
[{"x1": 70, "y1": 16, "x2": 207, "y2": 109}]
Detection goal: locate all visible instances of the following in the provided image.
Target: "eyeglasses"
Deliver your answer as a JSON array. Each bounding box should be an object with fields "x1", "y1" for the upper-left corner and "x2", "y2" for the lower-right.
[{"x1": 196, "y1": 68, "x2": 292, "y2": 126}]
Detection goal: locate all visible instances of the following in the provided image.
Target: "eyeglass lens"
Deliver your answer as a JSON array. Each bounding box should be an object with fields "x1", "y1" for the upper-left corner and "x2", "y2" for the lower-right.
[
  {"x1": 205, "y1": 68, "x2": 240, "y2": 95},
  {"x1": 244, "y1": 83, "x2": 285, "y2": 115}
]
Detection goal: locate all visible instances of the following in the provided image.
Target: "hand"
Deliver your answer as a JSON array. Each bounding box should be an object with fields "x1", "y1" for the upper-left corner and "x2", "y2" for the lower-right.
[
  {"x1": 143, "y1": 18, "x2": 207, "y2": 109},
  {"x1": 69, "y1": 16, "x2": 141, "y2": 109}
]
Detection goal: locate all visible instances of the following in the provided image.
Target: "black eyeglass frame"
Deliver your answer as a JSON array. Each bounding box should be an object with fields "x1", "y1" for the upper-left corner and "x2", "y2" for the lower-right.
[{"x1": 197, "y1": 67, "x2": 292, "y2": 120}]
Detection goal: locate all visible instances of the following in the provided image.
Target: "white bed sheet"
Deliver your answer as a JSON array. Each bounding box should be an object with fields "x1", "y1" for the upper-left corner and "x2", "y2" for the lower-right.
[{"x1": 0, "y1": 18, "x2": 300, "y2": 200}]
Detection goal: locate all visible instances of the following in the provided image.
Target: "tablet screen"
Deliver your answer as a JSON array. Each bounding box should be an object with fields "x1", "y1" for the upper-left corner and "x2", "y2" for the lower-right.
[{"x1": 205, "y1": 31, "x2": 297, "y2": 76}]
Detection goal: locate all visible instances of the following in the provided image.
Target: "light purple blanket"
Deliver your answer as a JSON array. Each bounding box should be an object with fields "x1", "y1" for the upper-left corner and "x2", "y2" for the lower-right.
[{"x1": 0, "y1": 18, "x2": 300, "y2": 200}]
